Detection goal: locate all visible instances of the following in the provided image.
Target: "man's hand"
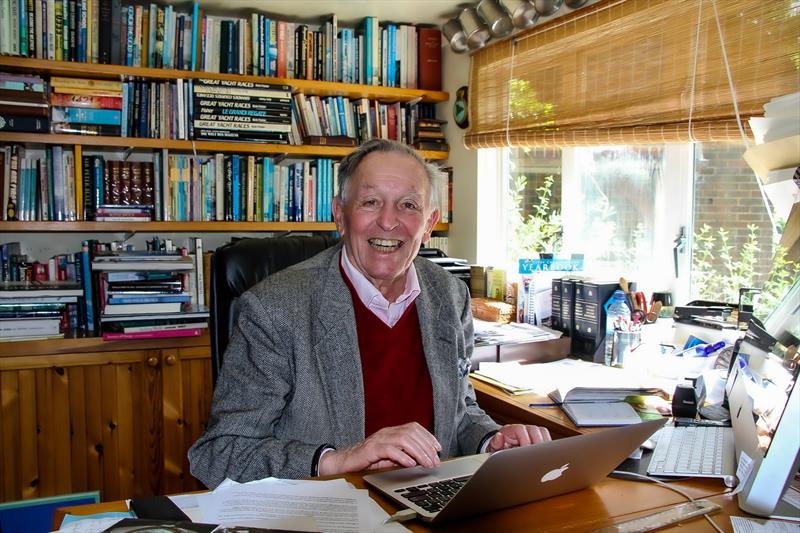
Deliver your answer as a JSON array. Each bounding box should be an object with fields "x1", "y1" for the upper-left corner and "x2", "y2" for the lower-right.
[
  {"x1": 486, "y1": 424, "x2": 551, "y2": 453},
  {"x1": 318, "y1": 422, "x2": 442, "y2": 476}
]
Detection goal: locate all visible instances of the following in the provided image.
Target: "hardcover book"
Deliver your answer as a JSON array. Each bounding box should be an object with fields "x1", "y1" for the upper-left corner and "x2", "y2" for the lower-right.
[{"x1": 417, "y1": 26, "x2": 442, "y2": 91}]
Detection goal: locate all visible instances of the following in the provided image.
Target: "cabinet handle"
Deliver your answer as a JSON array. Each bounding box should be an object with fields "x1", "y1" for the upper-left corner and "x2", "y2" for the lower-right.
[
  {"x1": 165, "y1": 354, "x2": 177, "y2": 366},
  {"x1": 147, "y1": 356, "x2": 159, "y2": 367}
]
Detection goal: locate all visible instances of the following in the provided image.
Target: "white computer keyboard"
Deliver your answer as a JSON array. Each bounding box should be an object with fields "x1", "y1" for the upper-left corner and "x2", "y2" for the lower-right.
[{"x1": 647, "y1": 425, "x2": 735, "y2": 478}]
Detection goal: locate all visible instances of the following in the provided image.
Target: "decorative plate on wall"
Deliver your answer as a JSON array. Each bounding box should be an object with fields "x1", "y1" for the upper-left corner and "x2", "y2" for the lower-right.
[{"x1": 453, "y1": 85, "x2": 469, "y2": 129}]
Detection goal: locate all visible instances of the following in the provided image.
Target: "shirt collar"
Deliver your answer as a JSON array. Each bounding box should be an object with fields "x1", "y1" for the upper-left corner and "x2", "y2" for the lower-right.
[{"x1": 340, "y1": 245, "x2": 421, "y2": 310}]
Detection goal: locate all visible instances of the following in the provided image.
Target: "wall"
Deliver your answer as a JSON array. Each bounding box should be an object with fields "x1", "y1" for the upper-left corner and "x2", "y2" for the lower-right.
[{"x1": 440, "y1": 52, "x2": 479, "y2": 263}]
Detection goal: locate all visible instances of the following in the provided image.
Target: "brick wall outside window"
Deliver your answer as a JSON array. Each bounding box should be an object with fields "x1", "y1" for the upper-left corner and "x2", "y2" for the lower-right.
[{"x1": 693, "y1": 144, "x2": 774, "y2": 286}]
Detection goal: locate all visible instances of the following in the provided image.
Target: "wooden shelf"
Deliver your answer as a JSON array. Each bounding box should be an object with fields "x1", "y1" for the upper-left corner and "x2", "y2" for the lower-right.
[
  {"x1": 0, "y1": 331, "x2": 211, "y2": 359},
  {"x1": 0, "y1": 132, "x2": 449, "y2": 160},
  {"x1": 0, "y1": 221, "x2": 449, "y2": 232},
  {"x1": 0, "y1": 56, "x2": 449, "y2": 103}
]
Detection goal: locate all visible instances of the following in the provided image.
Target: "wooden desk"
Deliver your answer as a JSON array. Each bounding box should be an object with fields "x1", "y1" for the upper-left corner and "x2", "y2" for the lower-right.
[
  {"x1": 56, "y1": 363, "x2": 744, "y2": 532},
  {"x1": 55, "y1": 473, "x2": 738, "y2": 532}
]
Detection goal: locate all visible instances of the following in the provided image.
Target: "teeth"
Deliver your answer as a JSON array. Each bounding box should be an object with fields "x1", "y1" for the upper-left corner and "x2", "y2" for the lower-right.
[{"x1": 369, "y1": 239, "x2": 402, "y2": 250}]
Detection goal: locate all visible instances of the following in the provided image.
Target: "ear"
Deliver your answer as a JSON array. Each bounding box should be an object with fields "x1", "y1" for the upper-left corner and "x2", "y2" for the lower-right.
[
  {"x1": 422, "y1": 208, "x2": 440, "y2": 243},
  {"x1": 332, "y1": 197, "x2": 345, "y2": 235}
]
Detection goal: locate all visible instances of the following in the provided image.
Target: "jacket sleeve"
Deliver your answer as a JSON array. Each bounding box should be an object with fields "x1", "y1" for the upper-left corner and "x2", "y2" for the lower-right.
[
  {"x1": 453, "y1": 281, "x2": 501, "y2": 453},
  {"x1": 188, "y1": 290, "x2": 319, "y2": 487}
]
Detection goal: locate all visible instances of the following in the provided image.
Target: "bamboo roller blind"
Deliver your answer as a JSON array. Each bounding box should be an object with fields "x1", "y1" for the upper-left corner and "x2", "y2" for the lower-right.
[{"x1": 465, "y1": 0, "x2": 800, "y2": 148}]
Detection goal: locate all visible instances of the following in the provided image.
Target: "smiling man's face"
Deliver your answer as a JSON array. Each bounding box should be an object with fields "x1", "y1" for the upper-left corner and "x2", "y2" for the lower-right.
[{"x1": 333, "y1": 150, "x2": 439, "y2": 301}]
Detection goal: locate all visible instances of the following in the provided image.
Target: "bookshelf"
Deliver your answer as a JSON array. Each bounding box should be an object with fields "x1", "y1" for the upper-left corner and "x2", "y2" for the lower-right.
[
  {"x1": 0, "y1": 5, "x2": 451, "y2": 503},
  {"x1": 0, "y1": 57, "x2": 451, "y2": 229},
  {"x1": 0, "y1": 4, "x2": 449, "y2": 501}
]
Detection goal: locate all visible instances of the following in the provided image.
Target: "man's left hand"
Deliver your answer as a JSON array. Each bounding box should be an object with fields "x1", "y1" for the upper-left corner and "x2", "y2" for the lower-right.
[{"x1": 486, "y1": 424, "x2": 551, "y2": 453}]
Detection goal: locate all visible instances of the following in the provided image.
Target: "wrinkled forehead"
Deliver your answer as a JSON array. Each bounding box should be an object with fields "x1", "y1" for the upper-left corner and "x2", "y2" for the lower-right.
[{"x1": 348, "y1": 152, "x2": 431, "y2": 199}]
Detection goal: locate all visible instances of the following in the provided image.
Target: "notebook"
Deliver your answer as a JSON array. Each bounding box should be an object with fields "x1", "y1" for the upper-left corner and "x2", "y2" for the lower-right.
[{"x1": 363, "y1": 418, "x2": 666, "y2": 523}]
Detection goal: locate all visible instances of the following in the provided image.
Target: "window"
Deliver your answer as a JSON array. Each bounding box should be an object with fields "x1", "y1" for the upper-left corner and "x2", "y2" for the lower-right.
[{"x1": 500, "y1": 142, "x2": 794, "y2": 307}]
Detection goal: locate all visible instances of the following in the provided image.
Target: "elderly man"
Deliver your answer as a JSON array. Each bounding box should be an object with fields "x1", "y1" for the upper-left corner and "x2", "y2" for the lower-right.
[{"x1": 189, "y1": 139, "x2": 550, "y2": 487}]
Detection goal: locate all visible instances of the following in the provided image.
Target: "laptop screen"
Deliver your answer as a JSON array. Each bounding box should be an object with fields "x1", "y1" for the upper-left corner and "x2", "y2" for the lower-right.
[{"x1": 727, "y1": 276, "x2": 800, "y2": 518}]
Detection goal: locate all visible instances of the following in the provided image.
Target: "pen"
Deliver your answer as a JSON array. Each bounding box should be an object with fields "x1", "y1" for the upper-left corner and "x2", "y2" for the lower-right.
[{"x1": 529, "y1": 402, "x2": 562, "y2": 407}]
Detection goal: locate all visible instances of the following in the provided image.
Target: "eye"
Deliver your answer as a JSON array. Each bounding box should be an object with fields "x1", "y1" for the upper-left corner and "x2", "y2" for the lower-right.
[
  {"x1": 360, "y1": 198, "x2": 379, "y2": 208},
  {"x1": 401, "y1": 200, "x2": 421, "y2": 211}
]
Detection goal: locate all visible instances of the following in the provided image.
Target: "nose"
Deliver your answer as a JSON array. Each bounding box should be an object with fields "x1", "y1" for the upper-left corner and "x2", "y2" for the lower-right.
[{"x1": 377, "y1": 205, "x2": 400, "y2": 231}]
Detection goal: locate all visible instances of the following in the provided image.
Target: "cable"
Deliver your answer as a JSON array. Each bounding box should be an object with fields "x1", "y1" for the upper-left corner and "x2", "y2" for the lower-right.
[
  {"x1": 504, "y1": 39, "x2": 517, "y2": 149},
  {"x1": 686, "y1": 0, "x2": 703, "y2": 143},
  {"x1": 611, "y1": 470, "x2": 725, "y2": 533},
  {"x1": 383, "y1": 508, "x2": 418, "y2": 524}
]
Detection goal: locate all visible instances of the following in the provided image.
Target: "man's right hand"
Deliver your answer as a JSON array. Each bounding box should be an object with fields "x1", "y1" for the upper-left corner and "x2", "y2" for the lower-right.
[{"x1": 318, "y1": 422, "x2": 442, "y2": 476}]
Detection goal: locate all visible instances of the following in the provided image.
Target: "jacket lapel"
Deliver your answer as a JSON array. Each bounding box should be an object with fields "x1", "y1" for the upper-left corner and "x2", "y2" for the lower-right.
[
  {"x1": 415, "y1": 262, "x2": 459, "y2": 445},
  {"x1": 310, "y1": 247, "x2": 366, "y2": 444}
]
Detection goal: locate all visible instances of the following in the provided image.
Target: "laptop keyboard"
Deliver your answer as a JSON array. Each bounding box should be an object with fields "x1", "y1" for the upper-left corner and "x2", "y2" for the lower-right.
[
  {"x1": 648, "y1": 425, "x2": 734, "y2": 477},
  {"x1": 394, "y1": 475, "x2": 471, "y2": 514}
]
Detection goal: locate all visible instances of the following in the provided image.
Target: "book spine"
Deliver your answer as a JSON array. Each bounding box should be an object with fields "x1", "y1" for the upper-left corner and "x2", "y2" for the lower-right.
[
  {"x1": 50, "y1": 92, "x2": 122, "y2": 109},
  {"x1": 0, "y1": 115, "x2": 48, "y2": 132},
  {"x1": 192, "y1": 120, "x2": 291, "y2": 133},
  {"x1": 194, "y1": 237, "x2": 204, "y2": 307},
  {"x1": 192, "y1": 93, "x2": 291, "y2": 105},
  {"x1": 101, "y1": 327, "x2": 203, "y2": 340},
  {"x1": 51, "y1": 106, "x2": 121, "y2": 125}
]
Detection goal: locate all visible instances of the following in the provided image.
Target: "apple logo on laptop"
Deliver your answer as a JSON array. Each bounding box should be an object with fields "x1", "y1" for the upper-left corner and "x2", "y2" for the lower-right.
[{"x1": 541, "y1": 463, "x2": 570, "y2": 483}]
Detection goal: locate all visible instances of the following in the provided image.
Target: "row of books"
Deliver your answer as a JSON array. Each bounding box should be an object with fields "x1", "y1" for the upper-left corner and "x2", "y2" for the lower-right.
[
  {"x1": 0, "y1": 144, "x2": 156, "y2": 222},
  {"x1": 159, "y1": 153, "x2": 337, "y2": 223},
  {"x1": 0, "y1": 74, "x2": 448, "y2": 152},
  {"x1": 292, "y1": 94, "x2": 441, "y2": 149},
  {"x1": 0, "y1": 2, "x2": 441, "y2": 90},
  {"x1": 0, "y1": 146, "x2": 341, "y2": 222},
  {"x1": 0, "y1": 237, "x2": 209, "y2": 340},
  {"x1": 1, "y1": 146, "x2": 453, "y2": 223}
]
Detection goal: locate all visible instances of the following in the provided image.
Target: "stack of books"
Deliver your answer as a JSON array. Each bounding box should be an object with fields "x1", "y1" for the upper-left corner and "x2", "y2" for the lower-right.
[
  {"x1": 50, "y1": 77, "x2": 123, "y2": 136},
  {"x1": 412, "y1": 118, "x2": 449, "y2": 152},
  {"x1": 0, "y1": 72, "x2": 49, "y2": 134},
  {"x1": 91, "y1": 243, "x2": 209, "y2": 340},
  {"x1": 191, "y1": 79, "x2": 293, "y2": 143},
  {"x1": 0, "y1": 280, "x2": 84, "y2": 341}
]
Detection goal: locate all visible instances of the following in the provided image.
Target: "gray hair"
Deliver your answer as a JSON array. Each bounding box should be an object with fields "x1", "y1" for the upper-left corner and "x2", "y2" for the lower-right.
[{"x1": 336, "y1": 139, "x2": 442, "y2": 209}]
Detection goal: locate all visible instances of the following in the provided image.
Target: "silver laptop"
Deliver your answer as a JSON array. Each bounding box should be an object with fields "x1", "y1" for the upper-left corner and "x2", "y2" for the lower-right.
[{"x1": 363, "y1": 418, "x2": 666, "y2": 523}]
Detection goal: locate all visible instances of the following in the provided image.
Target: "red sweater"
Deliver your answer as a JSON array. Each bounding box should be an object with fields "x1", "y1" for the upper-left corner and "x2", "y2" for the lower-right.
[{"x1": 344, "y1": 278, "x2": 434, "y2": 437}]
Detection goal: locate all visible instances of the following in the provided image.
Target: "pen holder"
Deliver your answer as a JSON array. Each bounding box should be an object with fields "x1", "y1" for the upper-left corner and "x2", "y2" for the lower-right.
[{"x1": 611, "y1": 330, "x2": 641, "y2": 367}]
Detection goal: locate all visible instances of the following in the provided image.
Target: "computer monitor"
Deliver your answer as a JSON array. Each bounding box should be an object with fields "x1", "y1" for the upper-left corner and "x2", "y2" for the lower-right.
[{"x1": 725, "y1": 277, "x2": 799, "y2": 519}]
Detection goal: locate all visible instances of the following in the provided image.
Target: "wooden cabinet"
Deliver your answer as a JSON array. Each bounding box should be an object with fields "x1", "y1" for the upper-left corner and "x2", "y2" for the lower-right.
[{"x1": 0, "y1": 335, "x2": 212, "y2": 502}]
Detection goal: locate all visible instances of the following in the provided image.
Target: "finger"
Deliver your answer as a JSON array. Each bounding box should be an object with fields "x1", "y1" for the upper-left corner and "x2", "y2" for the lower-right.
[
  {"x1": 529, "y1": 425, "x2": 552, "y2": 443},
  {"x1": 404, "y1": 422, "x2": 442, "y2": 453},
  {"x1": 396, "y1": 435, "x2": 440, "y2": 468},
  {"x1": 368, "y1": 459, "x2": 399, "y2": 470},
  {"x1": 512, "y1": 425, "x2": 532, "y2": 447},
  {"x1": 394, "y1": 424, "x2": 442, "y2": 467},
  {"x1": 488, "y1": 432, "x2": 505, "y2": 452}
]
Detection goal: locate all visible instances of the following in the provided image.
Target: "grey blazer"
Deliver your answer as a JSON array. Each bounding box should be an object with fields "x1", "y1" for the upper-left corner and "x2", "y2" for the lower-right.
[{"x1": 188, "y1": 243, "x2": 500, "y2": 487}]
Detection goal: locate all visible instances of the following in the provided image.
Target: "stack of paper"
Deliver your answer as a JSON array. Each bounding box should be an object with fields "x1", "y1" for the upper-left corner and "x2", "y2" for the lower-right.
[
  {"x1": 744, "y1": 92, "x2": 800, "y2": 224},
  {"x1": 194, "y1": 477, "x2": 409, "y2": 532}
]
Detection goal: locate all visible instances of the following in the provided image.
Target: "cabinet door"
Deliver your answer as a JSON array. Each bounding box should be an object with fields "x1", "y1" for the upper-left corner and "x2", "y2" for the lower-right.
[
  {"x1": 0, "y1": 347, "x2": 212, "y2": 502},
  {"x1": 161, "y1": 346, "x2": 213, "y2": 495}
]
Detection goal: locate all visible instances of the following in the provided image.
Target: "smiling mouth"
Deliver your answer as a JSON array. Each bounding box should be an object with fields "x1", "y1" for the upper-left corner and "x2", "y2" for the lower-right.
[{"x1": 368, "y1": 238, "x2": 402, "y2": 251}]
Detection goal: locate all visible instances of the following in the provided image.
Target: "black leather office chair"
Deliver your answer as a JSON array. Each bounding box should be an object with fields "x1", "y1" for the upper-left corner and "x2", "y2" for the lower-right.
[{"x1": 209, "y1": 234, "x2": 338, "y2": 386}]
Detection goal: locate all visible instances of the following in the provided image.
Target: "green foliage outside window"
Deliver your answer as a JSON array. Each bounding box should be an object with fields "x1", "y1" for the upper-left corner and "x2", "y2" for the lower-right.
[
  {"x1": 692, "y1": 223, "x2": 798, "y2": 316},
  {"x1": 508, "y1": 174, "x2": 562, "y2": 259}
]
